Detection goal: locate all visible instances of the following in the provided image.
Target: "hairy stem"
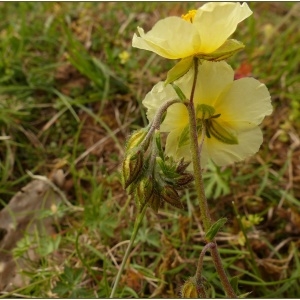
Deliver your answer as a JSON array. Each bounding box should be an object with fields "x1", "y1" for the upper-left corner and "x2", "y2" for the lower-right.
[
  {"x1": 110, "y1": 205, "x2": 147, "y2": 298},
  {"x1": 140, "y1": 99, "x2": 180, "y2": 150},
  {"x1": 196, "y1": 242, "x2": 216, "y2": 281},
  {"x1": 187, "y1": 57, "x2": 236, "y2": 298},
  {"x1": 187, "y1": 58, "x2": 211, "y2": 231},
  {"x1": 210, "y1": 246, "x2": 236, "y2": 298}
]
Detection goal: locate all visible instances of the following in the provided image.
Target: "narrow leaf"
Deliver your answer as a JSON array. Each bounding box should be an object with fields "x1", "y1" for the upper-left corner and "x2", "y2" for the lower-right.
[
  {"x1": 205, "y1": 218, "x2": 227, "y2": 241},
  {"x1": 171, "y1": 83, "x2": 187, "y2": 102},
  {"x1": 165, "y1": 56, "x2": 193, "y2": 85}
]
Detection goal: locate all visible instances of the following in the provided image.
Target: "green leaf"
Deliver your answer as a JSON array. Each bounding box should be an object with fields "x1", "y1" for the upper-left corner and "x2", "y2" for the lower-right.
[
  {"x1": 165, "y1": 56, "x2": 193, "y2": 85},
  {"x1": 52, "y1": 282, "x2": 70, "y2": 296},
  {"x1": 205, "y1": 218, "x2": 227, "y2": 241},
  {"x1": 171, "y1": 83, "x2": 187, "y2": 102}
]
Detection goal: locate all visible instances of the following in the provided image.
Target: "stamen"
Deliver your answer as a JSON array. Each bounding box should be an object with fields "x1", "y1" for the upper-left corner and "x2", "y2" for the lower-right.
[
  {"x1": 211, "y1": 113, "x2": 221, "y2": 119},
  {"x1": 181, "y1": 10, "x2": 197, "y2": 23},
  {"x1": 207, "y1": 120, "x2": 238, "y2": 145}
]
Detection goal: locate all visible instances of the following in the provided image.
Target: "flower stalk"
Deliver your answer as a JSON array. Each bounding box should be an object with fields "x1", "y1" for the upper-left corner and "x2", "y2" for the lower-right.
[
  {"x1": 187, "y1": 57, "x2": 236, "y2": 298},
  {"x1": 109, "y1": 204, "x2": 147, "y2": 298},
  {"x1": 210, "y1": 244, "x2": 236, "y2": 297},
  {"x1": 187, "y1": 58, "x2": 211, "y2": 232}
]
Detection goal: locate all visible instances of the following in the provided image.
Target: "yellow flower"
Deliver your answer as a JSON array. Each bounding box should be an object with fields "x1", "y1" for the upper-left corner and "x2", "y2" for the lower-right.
[
  {"x1": 119, "y1": 50, "x2": 130, "y2": 64},
  {"x1": 132, "y1": 2, "x2": 252, "y2": 60},
  {"x1": 142, "y1": 61, "x2": 272, "y2": 167}
]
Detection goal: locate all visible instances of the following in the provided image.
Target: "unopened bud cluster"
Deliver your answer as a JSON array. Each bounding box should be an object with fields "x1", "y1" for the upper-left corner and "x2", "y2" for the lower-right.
[
  {"x1": 121, "y1": 128, "x2": 194, "y2": 212},
  {"x1": 180, "y1": 275, "x2": 211, "y2": 298}
]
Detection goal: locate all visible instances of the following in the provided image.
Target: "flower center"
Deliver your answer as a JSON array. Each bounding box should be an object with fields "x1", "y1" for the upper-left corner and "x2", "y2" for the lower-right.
[
  {"x1": 196, "y1": 104, "x2": 216, "y2": 120},
  {"x1": 196, "y1": 104, "x2": 238, "y2": 145},
  {"x1": 181, "y1": 10, "x2": 197, "y2": 23}
]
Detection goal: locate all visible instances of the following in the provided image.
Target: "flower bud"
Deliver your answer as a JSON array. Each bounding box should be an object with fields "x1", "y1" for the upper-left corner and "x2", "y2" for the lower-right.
[
  {"x1": 161, "y1": 185, "x2": 183, "y2": 209},
  {"x1": 136, "y1": 177, "x2": 154, "y2": 208},
  {"x1": 180, "y1": 276, "x2": 208, "y2": 298},
  {"x1": 122, "y1": 150, "x2": 144, "y2": 188},
  {"x1": 148, "y1": 192, "x2": 161, "y2": 213},
  {"x1": 176, "y1": 173, "x2": 194, "y2": 188},
  {"x1": 125, "y1": 128, "x2": 150, "y2": 153},
  {"x1": 176, "y1": 158, "x2": 190, "y2": 173},
  {"x1": 180, "y1": 277, "x2": 198, "y2": 298}
]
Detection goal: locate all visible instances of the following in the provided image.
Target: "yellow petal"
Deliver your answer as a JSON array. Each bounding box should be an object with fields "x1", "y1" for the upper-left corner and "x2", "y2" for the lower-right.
[
  {"x1": 165, "y1": 128, "x2": 191, "y2": 162},
  {"x1": 142, "y1": 82, "x2": 178, "y2": 122},
  {"x1": 194, "y1": 2, "x2": 252, "y2": 53},
  {"x1": 193, "y1": 61, "x2": 234, "y2": 107},
  {"x1": 205, "y1": 126, "x2": 263, "y2": 166},
  {"x1": 161, "y1": 103, "x2": 189, "y2": 132},
  {"x1": 171, "y1": 61, "x2": 234, "y2": 106},
  {"x1": 214, "y1": 77, "x2": 272, "y2": 126},
  {"x1": 132, "y1": 17, "x2": 201, "y2": 59}
]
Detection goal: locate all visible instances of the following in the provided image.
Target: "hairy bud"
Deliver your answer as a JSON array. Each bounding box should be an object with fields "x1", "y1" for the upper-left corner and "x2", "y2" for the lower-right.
[
  {"x1": 180, "y1": 276, "x2": 207, "y2": 298},
  {"x1": 176, "y1": 158, "x2": 190, "y2": 173},
  {"x1": 135, "y1": 177, "x2": 154, "y2": 208},
  {"x1": 148, "y1": 191, "x2": 161, "y2": 213},
  {"x1": 161, "y1": 185, "x2": 183, "y2": 209},
  {"x1": 176, "y1": 173, "x2": 194, "y2": 188},
  {"x1": 180, "y1": 277, "x2": 198, "y2": 298},
  {"x1": 125, "y1": 128, "x2": 148, "y2": 152},
  {"x1": 122, "y1": 150, "x2": 144, "y2": 188}
]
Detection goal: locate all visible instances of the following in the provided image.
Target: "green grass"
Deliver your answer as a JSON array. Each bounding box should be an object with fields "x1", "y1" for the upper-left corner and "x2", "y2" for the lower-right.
[{"x1": 0, "y1": 2, "x2": 300, "y2": 298}]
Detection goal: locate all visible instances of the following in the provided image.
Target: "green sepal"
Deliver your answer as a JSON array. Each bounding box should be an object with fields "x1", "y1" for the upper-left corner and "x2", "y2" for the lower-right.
[
  {"x1": 178, "y1": 125, "x2": 190, "y2": 148},
  {"x1": 171, "y1": 83, "x2": 187, "y2": 102},
  {"x1": 196, "y1": 39, "x2": 245, "y2": 61},
  {"x1": 157, "y1": 157, "x2": 177, "y2": 180},
  {"x1": 155, "y1": 131, "x2": 165, "y2": 159},
  {"x1": 205, "y1": 217, "x2": 227, "y2": 241},
  {"x1": 165, "y1": 56, "x2": 193, "y2": 86}
]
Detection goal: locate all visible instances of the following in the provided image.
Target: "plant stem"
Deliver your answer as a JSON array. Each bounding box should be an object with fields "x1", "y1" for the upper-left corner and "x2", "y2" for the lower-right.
[
  {"x1": 210, "y1": 245, "x2": 236, "y2": 298},
  {"x1": 187, "y1": 58, "x2": 211, "y2": 232},
  {"x1": 187, "y1": 57, "x2": 236, "y2": 298},
  {"x1": 109, "y1": 205, "x2": 148, "y2": 298},
  {"x1": 140, "y1": 99, "x2": 180, "y2": 150},
  {"x1": 196, "y1": 242, "x2": 216, "y2": 281},
  {"x1": 194, "y1": 242, "x2": 216, "y2": 298}
]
